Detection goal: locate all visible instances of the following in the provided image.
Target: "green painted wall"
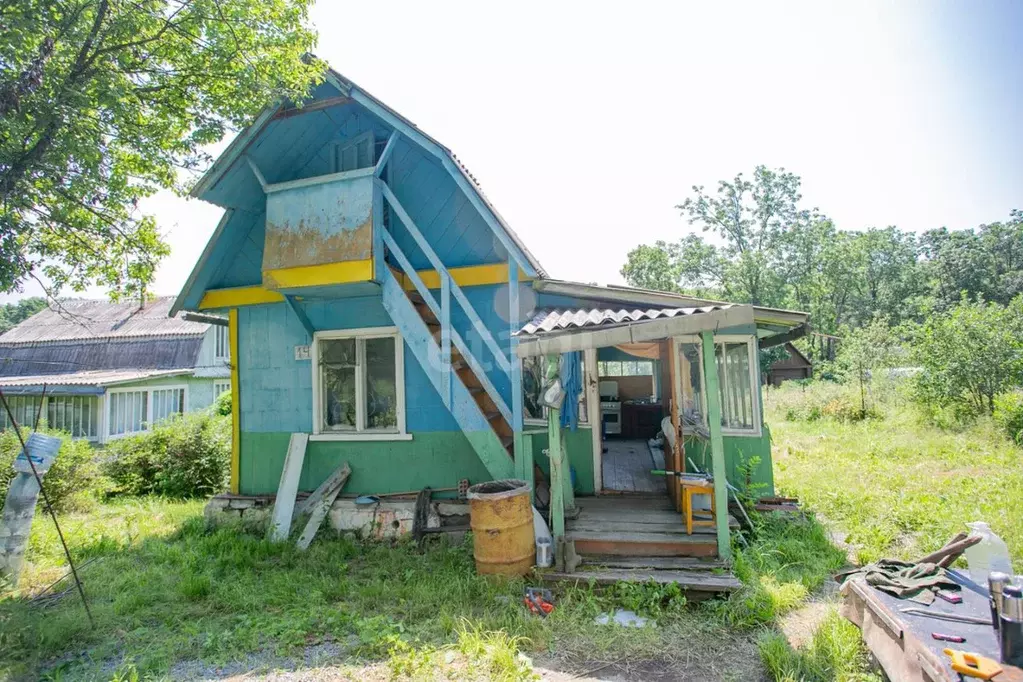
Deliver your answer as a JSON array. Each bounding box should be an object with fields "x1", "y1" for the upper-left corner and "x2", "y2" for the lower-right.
[
  {"x1": 238, "y1": 431, "x2": 495, "y2": 496},
  {"x1": 524, "y1": 426, "x2": 595, "y2": 495},
  {"x1": 683, "y1": 424, "x2": 774, "y2": 497}
]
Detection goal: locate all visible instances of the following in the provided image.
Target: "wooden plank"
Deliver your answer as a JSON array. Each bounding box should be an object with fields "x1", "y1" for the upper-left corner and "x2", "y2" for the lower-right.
[
  {"x1": 701, "y1": 331, "x2": 732, "y2": 561},
  {"x1": 294, "y1": 461, "x2": 352, "y2": 518},
  {"x1": 581, "y1": 555, "x2": 728, "y2": 571},
  {"x1": 267, "y1": 433, "x2": 308, "y2": 542},
  {"x1": 545, "y1": 568, "x2": 741, "y2": 592},
  {"x1": 572, "y1": 537, "x2": 718, "y2": 558},
  {"x1": 229, "y1": 308, "x2": 240, "y2": 495},
  {"x1": 568, "y1": 520, "x2": 714, "y2": 535},
  {"x1": 296, "y1": 463, "x2": 351, "y2": 551},
  {"x1": 548, "y1": 355, "x2": 565, "y2": 542}
]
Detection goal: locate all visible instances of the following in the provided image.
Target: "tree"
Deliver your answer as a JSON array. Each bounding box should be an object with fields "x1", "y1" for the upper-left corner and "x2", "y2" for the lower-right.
[
  {"x1": 0, "y1": 296, "x2": 47, "y2": 334},
  {"x1": 619, "y1": 235, "x2": 722, "y2": 297},
  {"x1": 835, "y1": 319, "x2": 899, "y2": 415},
  {"x1": 0, "y1": 0, "x2": 322, "y2": 300},
  {"x1": 677, "y1": 165, "x2": 805, "y2": 306},
  {"x1": 911, "y1": 296, "x2": 1023, "y2": 415}
]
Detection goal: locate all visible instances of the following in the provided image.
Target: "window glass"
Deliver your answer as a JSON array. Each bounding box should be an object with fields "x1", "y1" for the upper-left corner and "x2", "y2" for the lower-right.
[
  {"x1": 47, "y1": 396, "x2": 98, "y2": 439},
  {"x1": 522, "y1": 355, "x2": 545, "y2": 421},
  {"x1": 679, "y1": 343, "x2": 704, "y2": 421},
  {"x1": 365, "y1": 337, "x2": 397, "y2": 430},
  {"x1": 214, "y1": 325, "x2": 229, "y2": 360},
  {"x1": 109, "y1": 391, "x2": 147, "y2": 436},
  {"x1": 151, "y1": 388, "x2": 185, "y2": 423},
  {"x1": 0, "y1": 395, "x2": 38, "y2": 431},
  {"x1": 321, "y1": 338, "x2": 357, "y2": 431},
  {"x1": 214, "y1": 381, "x2": 231, "y2": 396},
  {"x1": 680, "y1": 340, "x2": 757, "y2": 432}
]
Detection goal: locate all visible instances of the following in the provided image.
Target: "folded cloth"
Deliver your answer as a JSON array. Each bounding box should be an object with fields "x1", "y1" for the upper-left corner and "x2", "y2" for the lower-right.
[{"x1": 836, "y1": 559, "x2": 960, "y2": 605}]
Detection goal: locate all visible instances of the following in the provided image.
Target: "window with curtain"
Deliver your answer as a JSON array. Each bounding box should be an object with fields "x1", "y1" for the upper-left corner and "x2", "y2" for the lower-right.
[
  {"x1": 679, "y1": 338, "x2": 759, "y2": 433},
  {"x1": 151, "y1": 388, "x2": 185, "y2": 423},
  {"x1": 109, "y1": 390, "x2": 148, "y2": 437}
]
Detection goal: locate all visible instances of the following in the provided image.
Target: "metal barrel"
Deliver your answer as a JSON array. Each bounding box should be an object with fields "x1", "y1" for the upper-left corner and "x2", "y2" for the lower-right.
[{"x1": 467, "y1": 479, "x2": 535, "y2": 577}]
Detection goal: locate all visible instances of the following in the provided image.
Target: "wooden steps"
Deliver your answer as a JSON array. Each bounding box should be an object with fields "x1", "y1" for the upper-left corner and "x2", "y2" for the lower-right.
[{"x1": 545, "y1": 567, "x2": 742, "y2": 593}]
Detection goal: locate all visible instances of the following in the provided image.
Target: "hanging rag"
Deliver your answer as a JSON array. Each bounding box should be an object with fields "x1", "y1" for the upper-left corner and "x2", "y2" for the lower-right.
[
  {"x1": 559, "y1": 352, "x2": 582, "y2": 431},
  {"x1": 836, "y1": 559, "x2": 960, "y2": 605}
]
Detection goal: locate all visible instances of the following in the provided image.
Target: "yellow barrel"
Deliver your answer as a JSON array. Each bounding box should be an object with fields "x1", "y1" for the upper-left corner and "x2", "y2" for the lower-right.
[{"x1": 467, "y1": 479, "x2": 535, "y2": 576}]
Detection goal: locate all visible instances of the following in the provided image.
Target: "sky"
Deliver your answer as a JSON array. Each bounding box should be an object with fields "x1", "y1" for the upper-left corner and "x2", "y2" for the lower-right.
[{"x1": 9, "y1": 0, "x2": 1021, "y2": 301}]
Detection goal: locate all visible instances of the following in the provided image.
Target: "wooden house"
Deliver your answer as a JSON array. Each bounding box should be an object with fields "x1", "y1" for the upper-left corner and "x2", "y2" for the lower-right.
[
  {"x1": 0, "y1": 298, "x2": 230, "y2": 442},
  {"x1": 766, "y1": 342, "x2": 813, "y2": 386},
  {"x1": 172, "y1": 65, "x2": 809, "y2": 566}
]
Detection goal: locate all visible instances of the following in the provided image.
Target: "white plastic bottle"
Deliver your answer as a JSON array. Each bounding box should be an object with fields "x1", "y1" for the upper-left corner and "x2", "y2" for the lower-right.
[{"x1": 964, "y1": 521, "x2": 1014, "y2": 583}]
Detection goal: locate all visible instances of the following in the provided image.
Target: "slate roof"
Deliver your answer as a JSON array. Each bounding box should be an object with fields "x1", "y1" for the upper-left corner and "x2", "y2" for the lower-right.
[
  {"x1": 0, "y1": 297, "x2": 209, "y2": 345},
  {"x1": 0, "y1": 369, "x2": 193, "y2": 389},
  {"x1": 519, "y1": 306, "x2": 734, "y2": 336}
]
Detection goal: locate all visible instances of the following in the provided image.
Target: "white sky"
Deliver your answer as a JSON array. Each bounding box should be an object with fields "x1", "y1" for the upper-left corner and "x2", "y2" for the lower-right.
[{"x1": 9, "y1": 0, "x2": 1020, "y2": 301}]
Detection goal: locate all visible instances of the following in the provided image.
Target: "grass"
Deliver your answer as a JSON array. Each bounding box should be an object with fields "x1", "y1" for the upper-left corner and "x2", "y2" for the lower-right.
[
  {"x1": 0, "y1": 489, "x2": 862, "y2": 681},
  {"x1": 767, "y1": 382, "x2": 1023, "y2": 568},
  {"x1": 758, "y1": 610, "x2": 877, "y2": 682}
]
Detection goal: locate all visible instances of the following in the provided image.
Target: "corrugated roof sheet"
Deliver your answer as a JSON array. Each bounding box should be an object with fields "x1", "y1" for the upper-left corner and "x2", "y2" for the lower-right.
[
  {"x1": 0, "y1": 297, "x2": 212, "y2": 345},
  {"x1": 519, "y1": 306, "x2": 733, "y2": 336},
  {"x1": 0, "y1": 369, "x2": 192, "y2": 389},
  {"x1": 0, "y1": 337, "x2": 205, "y2": 377}
]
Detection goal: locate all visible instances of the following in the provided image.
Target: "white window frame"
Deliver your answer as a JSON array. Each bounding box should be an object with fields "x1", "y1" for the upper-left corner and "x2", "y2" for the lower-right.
[
  {"x1": 310, "y1": 326, "x2": 409, "y2": 441},
  {"x1": 213, "y1": 380, "x2": 231, "y2": 396},
  {"x1": 105, "y1": 384, "x2": 189, "y2": 440},
  {"x1": 522, "y1": 355, "x2": 590, "y2": 428},
  {"x1": 676, "y1": 334, "x2": 762, "y2": 437},
  {"x1": 214, "y1": 325, "x2": 230, "y2": 361},
  {"x1": 46, "y1": 394, "x2": 100, "y2": 441}
]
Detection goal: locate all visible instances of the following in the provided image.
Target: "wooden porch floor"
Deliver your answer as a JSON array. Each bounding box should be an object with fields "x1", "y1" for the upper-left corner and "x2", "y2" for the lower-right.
[
  {"x1": 545, "y1": 494, "x2": 743, "y2": 594},
  {"x1": 601, "y1": 439, "x2": 664, "y2": 493}
]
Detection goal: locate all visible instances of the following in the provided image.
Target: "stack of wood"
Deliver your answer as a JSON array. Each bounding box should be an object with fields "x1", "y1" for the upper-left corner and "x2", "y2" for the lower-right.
[
  {"x1": 915, "y1": 532, "x2": 981, "y2": 568},
  {"x1": 754, "y1": 496, "x2": 800, "y2": 513}
]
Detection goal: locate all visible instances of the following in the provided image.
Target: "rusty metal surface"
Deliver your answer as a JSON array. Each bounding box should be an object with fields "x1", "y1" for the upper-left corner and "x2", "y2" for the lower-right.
[
  {"x1": 519, "y1": 305, "x2": 732, "y2": 336},
  {"x1": 468, "y1": 489, "x2": 535, "y2": 577}
]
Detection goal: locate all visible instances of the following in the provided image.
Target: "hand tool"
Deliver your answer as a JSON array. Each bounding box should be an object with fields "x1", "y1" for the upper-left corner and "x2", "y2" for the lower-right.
[
  {"x1": 523, "y1": 587, "x2": 554, "y2": 618},
  {"x1": 900, "y1": 607, "x2": 993, "y2": 626},
  {"x1": 931, "y1": 632, "x2": 966, "y2": 643},
  {"x1": 941, "y1": 649, "x2": 1002, "y2": 680},
  {"x1": 936, "y1": 590, "x2": 962, "y2": 604}
]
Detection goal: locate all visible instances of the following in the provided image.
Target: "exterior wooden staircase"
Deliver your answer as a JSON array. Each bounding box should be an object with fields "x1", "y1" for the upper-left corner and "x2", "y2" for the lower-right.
[{"x1": 407, "y1": 290, "x2": 515, "y2": 457}]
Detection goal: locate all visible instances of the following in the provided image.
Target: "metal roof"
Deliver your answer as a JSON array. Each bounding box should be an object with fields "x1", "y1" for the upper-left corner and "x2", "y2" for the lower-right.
[
  {"x1": 0, "y1": 297, "x2": 212, "y2": 345},
  {"x1": 519, "y1": 306, "x2": 734, "y2": 336},
  {"x1": 0, "y1": 369, "x2": 193, "y2": 389}
]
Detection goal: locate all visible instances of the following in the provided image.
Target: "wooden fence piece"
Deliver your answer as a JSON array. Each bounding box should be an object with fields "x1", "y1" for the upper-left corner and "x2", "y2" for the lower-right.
[
  {"x1": 296, "y1": 462, "x2": 351, "y2": 550},
  {"x1": 268, "y1": 433, "x2": 308, "y2": 542}
]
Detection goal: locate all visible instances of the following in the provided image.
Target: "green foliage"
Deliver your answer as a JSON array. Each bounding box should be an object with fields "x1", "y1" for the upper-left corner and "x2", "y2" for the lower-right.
[
  {"x1": 0, "y1": 427, "x2": 103, "y2": 511},
  {"x1": 759, "y1": 610, "x2": 880, "y2": 682},
  {"x1": 607, "y1": 580, "x2": 687, "y2": 619},
  {"x1": 214, "y1": 389, "x2": 232, "y2": 416},
  {"x1": 103, "y1": 412, "x2": 230, "y2": 497},
  {"x1": 0, "y1": 297, "x2": 46, "y2": 334},
  {"x1": 834, "y1": 320, "x2": 900, "y2": 416},
  {"x1": 910, "y1": 296, "x2": 1023, "y2": 415},
  {"x1": 771, "y1": 382, "x2": 881, "y2": 423},
  {"x1": 0, "y1": 1, "x2": 322, "y2": 298},
  {"x1": 769, "y1": 385, "x2": 1023, "y2": 567},
  {"x1": 994, "y1": 391, "x2": 1023, "y2": 445}
]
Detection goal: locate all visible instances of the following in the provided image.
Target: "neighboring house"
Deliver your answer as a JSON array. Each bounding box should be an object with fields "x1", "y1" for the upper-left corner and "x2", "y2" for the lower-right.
[
  {"x1": 171, "y1": 63, "x2": 810, "y2": 561},
  {"x1": 0, "y1": 298, "x2": 230, "y2": 443},
  {"x1": 766, "y1": 342, "x2": 813, "y2": 387}
]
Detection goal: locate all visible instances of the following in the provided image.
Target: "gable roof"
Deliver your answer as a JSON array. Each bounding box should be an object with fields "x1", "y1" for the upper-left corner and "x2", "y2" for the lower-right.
[
  {"x1": 0, "y1": 297, "x2": 210, "y2": 346},
  {"x1": 175, "y1": 64, "x2": 545, "y2": 317}
]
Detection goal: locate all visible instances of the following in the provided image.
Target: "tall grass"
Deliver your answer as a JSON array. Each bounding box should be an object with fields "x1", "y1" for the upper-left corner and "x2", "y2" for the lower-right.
[{"x1": 767, "y1": 381, "x2": 1023, "y2": 567}]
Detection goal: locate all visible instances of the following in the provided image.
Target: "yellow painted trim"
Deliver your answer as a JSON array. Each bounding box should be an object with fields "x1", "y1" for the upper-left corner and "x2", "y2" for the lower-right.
[
  {"x1": 229, "y1": 309, "x2": 240, "y2": 495},
  {"x1": 263, "y1": 258, "x2": 373, "y2": 289},
  {"x1": 402, "y1": 263, "x2": 533, "y2": 290},
  {"x1": 200, "y1": 286, "x2": 284, "y2": 310}
]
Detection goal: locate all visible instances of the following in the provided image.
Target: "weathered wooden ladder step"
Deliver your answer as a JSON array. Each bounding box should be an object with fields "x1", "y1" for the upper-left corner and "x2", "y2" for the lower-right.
[{"x1": 543, "y1": 567, "x2": 742, "y2": 593}]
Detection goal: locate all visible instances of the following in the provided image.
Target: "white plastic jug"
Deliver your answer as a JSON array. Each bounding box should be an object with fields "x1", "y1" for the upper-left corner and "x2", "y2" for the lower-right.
[{"x1": 963, "y1": 521, "x2": 1014, "y2": 583}]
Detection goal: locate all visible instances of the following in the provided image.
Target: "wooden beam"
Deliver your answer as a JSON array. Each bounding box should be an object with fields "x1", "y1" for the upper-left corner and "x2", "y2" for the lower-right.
[
  {"x1": 400, "y1": 262, "x2": 532, "y2": 290},
  {"x1": 268, "y1": 433, "x2": 309, "y2": 542},
  {"x1": 295, "y1": 462, "x2": 351, "y2": 551},
  {"x1": 284, "y1": 295, "x2": 315, "y2": 338},
  {"x1": 700, "y1": 331, "x2": 731, "y2": 561},
  {"x1": 200, "y1": 286, "x2": 284, "y2": 310},
  {"x1": 229, "y1": 309, "x2": 241, "y2": 494},
  {"x1": 263, "y1": 259, "x2": 373, "y2": 290},
  {"x1": 271, "y1": 95, "x2": 351, "y2": 120},
  {"x1": 547, "y1": 354, "x2": 566, "y2": 543},
  {"x1": 667, "y1": 337, "x2": 682, "y2": 512},
  {"x1": 374, "y1": 131, "x2": 399, "y2": 178},
  {"x1": 245, "y1": 155, "x2": 268, "y2": 192},
  {"x1": 759, "y1": 324, "x2": 808, "y2": 350}
]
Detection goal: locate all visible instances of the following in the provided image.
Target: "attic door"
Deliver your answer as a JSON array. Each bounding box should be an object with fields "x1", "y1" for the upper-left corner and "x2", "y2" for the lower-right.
[{"x1": 334, "y1": 131, "x2": 375, "y2": 173}]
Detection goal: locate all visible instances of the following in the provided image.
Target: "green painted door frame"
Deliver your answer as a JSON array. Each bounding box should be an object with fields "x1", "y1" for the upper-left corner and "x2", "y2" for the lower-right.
[{"x1": 700, "y1": 330, "x2": 732, "y2": 560}]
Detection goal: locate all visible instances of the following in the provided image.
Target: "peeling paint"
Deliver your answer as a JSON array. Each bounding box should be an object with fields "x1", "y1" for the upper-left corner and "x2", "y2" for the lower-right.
[{"x1": 262, "y1": 220, "x2": 372, "y2": 283}]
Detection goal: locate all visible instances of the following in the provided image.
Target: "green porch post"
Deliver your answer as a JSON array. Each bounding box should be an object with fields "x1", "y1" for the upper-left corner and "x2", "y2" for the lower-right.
[
  {"x1": 700, "y1": 331, "x2": 732, "y2": 561},
  {"x1": 546, "y1": 355, "x2": 566, "y2": 541}
]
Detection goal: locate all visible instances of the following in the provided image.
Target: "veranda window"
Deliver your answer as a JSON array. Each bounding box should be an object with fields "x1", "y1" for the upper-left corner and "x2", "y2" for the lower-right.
[
  {"x1": 0, "y1": 395, "x2": 41, "y2": 431},
  {"x1": 312, "y1": 329, "x2": 406, "y2": 437},
  {"x1": 48, "y1": 396, "x2": 98, "y2": 440},
  {"x1": 214, "y1": 325, "x2": 229, "y2": 361},
  {"x1": 678, "y1": 337, "x2": 760, "y2": 434},
  {"x1": 522, "y1": 353, "x2": 589, "y2": 425},
  {"x1": 108, "y1": 385, "x2": 188, "y2": 438}
]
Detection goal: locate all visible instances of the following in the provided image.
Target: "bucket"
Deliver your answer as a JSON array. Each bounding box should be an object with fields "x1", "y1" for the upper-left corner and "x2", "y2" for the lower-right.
[{"x1": 467, "y1": 479, "x2": 535, "y2": 576}]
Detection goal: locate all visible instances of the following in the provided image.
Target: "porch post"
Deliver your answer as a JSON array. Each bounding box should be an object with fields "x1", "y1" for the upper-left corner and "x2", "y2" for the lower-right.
[
  {"x1": 509, "y1": 261, "x2": 525, "y2": 487},
  {"x1": 546, "y1": 354, "x2": 566, "y2": 541},
  {"x1": 700, "y1": 331, "x2": 732, "y2": 560}
]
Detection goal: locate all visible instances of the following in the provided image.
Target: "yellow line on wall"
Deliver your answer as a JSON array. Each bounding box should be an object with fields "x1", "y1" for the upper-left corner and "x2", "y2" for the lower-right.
[
  {"x1": 403, "y1": 263, "x2": 533, "y2": 290},
  {"x1": 200, "y1": 286, "x2": 284, "y2": 310},
  {"x1": 263, "y1": 259, "x2": 373, "y2": 289},
  {"x1": 229, "y1": 308, "x2": 241, "y2": 495}
]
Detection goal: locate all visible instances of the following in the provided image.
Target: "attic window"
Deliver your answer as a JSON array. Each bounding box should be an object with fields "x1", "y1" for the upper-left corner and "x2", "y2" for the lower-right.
[
  {"x1": 214, "y1": 325, "x2": 229, "y2": 361},
  {"x1": 333, "y1": 131, "x2": 375, "y2": 173}
]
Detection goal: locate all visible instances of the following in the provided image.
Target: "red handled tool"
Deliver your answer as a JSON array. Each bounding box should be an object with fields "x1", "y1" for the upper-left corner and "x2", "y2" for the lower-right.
[{"x1": 931, "y1": 632, "x2": 966, "y2": 643}]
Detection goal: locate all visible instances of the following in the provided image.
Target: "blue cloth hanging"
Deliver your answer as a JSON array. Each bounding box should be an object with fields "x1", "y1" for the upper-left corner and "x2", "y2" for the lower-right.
[{"x1": 560, "y1": 351, "x2": 582, "y2": 431}]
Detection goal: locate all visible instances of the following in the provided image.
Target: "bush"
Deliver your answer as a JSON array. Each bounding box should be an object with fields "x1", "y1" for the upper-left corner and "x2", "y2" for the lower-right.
[
  {"x1": 0, "y1": 428, "x2": 103, "y2": 511},
  {"x1": 994, "y1": 392, "x2": 1023, "y2": 445},
  {"x1": 103, "y1": 411, "x2": 230, "y2": 497},
  {"x1": 770, "y1": 382, "x2": 881, "y2": 423},
  {"x1": 214, "y1": 389, "x2": 231, "y2": 416}
]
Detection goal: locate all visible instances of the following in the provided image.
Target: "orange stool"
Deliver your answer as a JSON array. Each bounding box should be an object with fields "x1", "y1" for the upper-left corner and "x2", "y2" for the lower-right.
[{"x1": 681, "y1": 479, "x2": 716, "y2": 536}]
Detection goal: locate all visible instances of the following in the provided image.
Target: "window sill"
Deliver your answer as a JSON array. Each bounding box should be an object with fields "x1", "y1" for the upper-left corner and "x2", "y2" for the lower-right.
[{"x1": 310, "y1": 432, "x2": 413, "y2": 442}]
